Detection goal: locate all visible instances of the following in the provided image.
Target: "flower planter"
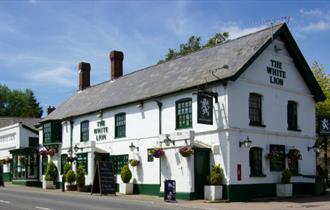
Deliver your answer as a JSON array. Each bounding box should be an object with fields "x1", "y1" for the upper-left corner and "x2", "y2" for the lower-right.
[
  {"x1": 204, "y1": 185, "x2": 223, "y2": 201},
  {"x1": 179, "y1": 146, "x2": 193, "y2": 157},
  {"x1": 66, "y1": 185, "x2": 77, "y2": 191},
  {"x1": 151, "y1": 148, "x2": 164, "y2": 158},
  {"x1": 119, "y1": 183, "x2": 133, "y2": 194},
  {"x1": 276, "y1": 183, "x2": 292, "y2": 197},
  {"x1": 44, "y1": 180, "x2": 56, "y2": 189}
]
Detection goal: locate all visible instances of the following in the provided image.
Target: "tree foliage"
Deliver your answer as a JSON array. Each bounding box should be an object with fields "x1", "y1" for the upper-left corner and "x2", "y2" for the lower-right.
[
  {"x1": 0, "y1": 84, "x2": 42, "y2": 117},
  {"x1": 158, "y1": 32, "x2": 229, "y2": 64},
  {"x1": 312, "y1": 62, "x2": 330, "y2": 121}
]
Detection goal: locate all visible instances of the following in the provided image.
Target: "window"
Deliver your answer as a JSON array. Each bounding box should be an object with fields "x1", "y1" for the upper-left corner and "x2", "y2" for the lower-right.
[
  {"x1": 115, "y1": 113, "x2": 126, "y2": 138},
  {"x1": 147, "y1": 149, "x2": 154, "y2": 162},
  {"x1": 249, "y1": 93, "x2": 264, "y2": 126},
  {"x1": 42, "y1": 156, "x2": 48, "y2": 175},
  {"x1": 61, "y1": 154, "x2": 68, "y2": 174},
  {"x1": 42, "y1": 121, "x2": 62, "y2": 144},
  {"x1": 43, "y1": 123, "x2": 51, "y2": 144},
  {"x1": 287, "y1": 101, "x2": 299, "y2": 131},
  {"x1": 80, "y1": 120, "x2": 89, "y2": 142},
  {"x1": 287, "y1": 149, "x2": 300, "y2": 175},
  {"x1": 110, "y1": 155, "x2": 128, "y2": 174},
  {"x1": 249, "y1": 147, "x2": 264, "y2": 176},
  {"x1": 176, "y1": 98, "x2": 192, "y2": 129},
  {"x1": 76, "y1": 153, "x2": 88, "y2": 174},
  {"x1": 269, "y1": 144, "x2": 285, "y2": 171}
]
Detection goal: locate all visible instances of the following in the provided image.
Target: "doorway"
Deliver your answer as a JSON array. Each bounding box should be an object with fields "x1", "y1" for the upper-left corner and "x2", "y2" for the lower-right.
[{"x1": 194, "y1": 148, "x2": 210, "y2": 199}]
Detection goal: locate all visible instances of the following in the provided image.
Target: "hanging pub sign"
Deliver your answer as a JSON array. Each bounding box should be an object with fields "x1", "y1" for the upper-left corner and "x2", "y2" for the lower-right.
[
  {"x1": 197, "y1": 92, "x2": 213, "y2": 125},
  {"x1": 320, "y1": 117, "x2": 330, "y2": 136}
]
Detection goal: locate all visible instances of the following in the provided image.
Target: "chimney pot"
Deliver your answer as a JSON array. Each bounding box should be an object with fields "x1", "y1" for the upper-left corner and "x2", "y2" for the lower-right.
[
  {"x1": 79, "y1": 62, "x2": 91, "y2": 90},
  {"x1": 110, "y1": 50, "x2": 124, "y2": 80},
  {"x1": 47, "y1": 106, "x2": 56, "y2": 115}
]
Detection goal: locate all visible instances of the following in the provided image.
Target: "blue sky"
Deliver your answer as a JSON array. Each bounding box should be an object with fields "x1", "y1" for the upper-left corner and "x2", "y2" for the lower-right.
[{"x1": 0, "y1": 0, "x2": 329, "y2": 115}]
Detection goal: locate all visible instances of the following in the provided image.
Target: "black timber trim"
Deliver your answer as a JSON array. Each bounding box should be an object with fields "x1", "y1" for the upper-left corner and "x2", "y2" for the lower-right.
[{"x1": 229, "y1": 23, "x2": 325, "y2": 102}]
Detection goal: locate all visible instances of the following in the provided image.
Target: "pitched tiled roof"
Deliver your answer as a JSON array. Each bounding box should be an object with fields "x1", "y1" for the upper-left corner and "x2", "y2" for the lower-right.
[
  {"x1": 42, "y1": 23, "x2": 325, "y2": 122},
  {"x1": 0, "y1": 117, "x2": 40, "y2": 131}
]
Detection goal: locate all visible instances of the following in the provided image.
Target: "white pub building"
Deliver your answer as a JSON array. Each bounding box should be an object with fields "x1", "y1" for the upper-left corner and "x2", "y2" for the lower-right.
[{"x1": 38, "y1": 23, "x2": 325, "y2": 201}]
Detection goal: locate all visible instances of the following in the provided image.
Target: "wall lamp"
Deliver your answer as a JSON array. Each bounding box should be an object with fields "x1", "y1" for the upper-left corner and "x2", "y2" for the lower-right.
[
  {"x1": 163, "y1": 134, "x2": 175, "y2": 146},
  {"x1": 307, "y1": 144, "x2": 319, "y2": 152},
  {"x1": 129, "y1": 142, "x2": 139, "y2": 152},
  {"x1": 74, "y1": 144, "x2": 83, "y2": 153},
  {"x1": 239, "y1": 136, "x2": 252, "y2": 148}
]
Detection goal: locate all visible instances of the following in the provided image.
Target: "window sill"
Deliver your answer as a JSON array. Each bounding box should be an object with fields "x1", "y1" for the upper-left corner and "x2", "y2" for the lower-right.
[
  {"x1": 250, "y1": 174, "x2": 267, "y2": 177},
  {"x1": 249, "y1": 122, "x2": 266, "y2": 127},
  {"x1": 291, "y1": 173, "x2": 302, "y2": 177},
  {"x1": 287, "y1": 128, "x2": 302, "y2": 132},
  {"x1": 114, "y1": 136, "x2": 126, "y2": 139},
  {"x1": 175, "y1": 126, "x2": 193, "y2": 130}
]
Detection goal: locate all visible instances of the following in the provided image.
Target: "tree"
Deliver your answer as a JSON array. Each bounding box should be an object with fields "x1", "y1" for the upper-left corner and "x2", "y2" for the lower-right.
[
  {"x1": 0, "y1": 84, "x2": 43, "y2": 117},
  {"x1": 158, "y1": 32, "x2": 229, "y2": 64}
]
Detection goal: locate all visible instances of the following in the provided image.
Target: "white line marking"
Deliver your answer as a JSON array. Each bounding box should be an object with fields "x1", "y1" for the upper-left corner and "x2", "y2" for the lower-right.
[
  {"x1": 0, "y1": 200, "x2": 10, "y2": 204},
  {"x1": 35, "y1": 206, "x2": 52, "y2": 210}
]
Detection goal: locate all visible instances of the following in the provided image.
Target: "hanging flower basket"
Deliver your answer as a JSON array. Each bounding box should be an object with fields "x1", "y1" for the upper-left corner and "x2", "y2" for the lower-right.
[
  {"x1": 66, "y1": 156, "x2": 76, "y2": 162},
  {"x1": 286, "y1": 150, "x2": 302, "y2": 161},
  {"x1": 150, "y1": 148, "x2": 164, "y2": 158},
  {"x1": 129, "y1": 159, "x2": 140, "y2": 167},
  {"x1": 179, "y1": 146, "x2": 193, "y2": 157},
  {"x1": 48, "y1": 148, "x2": 57, "y2": 156},
  {"x1": 266, "y1": 151, "x2": 283, "y2": 161},
  {"x1": 39, "y1": 150, "x2": 48, "y2": 156},
  {"x1": 1, "y1": 158, "x2": 10, "y2": 165},
  {"x1": 19, "y1": 156, "x2": 27, "y2": 164}
]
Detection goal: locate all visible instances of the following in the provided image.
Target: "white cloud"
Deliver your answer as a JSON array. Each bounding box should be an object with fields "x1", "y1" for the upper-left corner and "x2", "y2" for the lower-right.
[
  {"x1": 28, "y1": 0, "x2": 37, "y2": 4},
  {"x1": 216, "y1": 22, "x2": 267, "y2": 39},
  {"x1": 30, "y1": 66, "x2": 76, "y2": 87},
  {"x1": 297, "y1": 9, "x2": 330, "y2": 32}
]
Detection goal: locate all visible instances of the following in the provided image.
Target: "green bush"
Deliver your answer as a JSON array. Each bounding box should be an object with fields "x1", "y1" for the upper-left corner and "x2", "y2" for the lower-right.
[
  {"x1": 66, "y1": 170, "x2": 76, "y2": 186},
  {"x1": 76, "y1": 166, "x2": 85, "y2": 188},
  {"x1": 281, "y1": 169, "x2": 292, "y2": 184},
  {"x1": 45, "y1": 161, "x2": 58, "y2": 181},
  {"x1": 207, "y1": 164, "x2": 223, "y2": 185},
  {"x1": 62, "y1": 162, "x2": 71, "y2": 182},
  {"x1": 120, "y1": 165, "x2": 132, "y2": 183}
]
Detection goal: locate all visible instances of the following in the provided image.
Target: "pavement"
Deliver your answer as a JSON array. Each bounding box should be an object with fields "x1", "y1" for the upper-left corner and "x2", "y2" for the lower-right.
[{"x1": 2, "y1": 183, "x2": 330, "y2": 210}]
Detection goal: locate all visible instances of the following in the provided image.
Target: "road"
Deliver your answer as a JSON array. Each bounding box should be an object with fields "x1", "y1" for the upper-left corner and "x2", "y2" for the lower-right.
[{"x1": 0, "y1": 187, "x2": 204, "y2": 210}]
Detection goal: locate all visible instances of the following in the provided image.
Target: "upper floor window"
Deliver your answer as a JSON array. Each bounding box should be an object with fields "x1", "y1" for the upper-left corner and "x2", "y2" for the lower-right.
[
  {"x1": 43, "y1": 121, "x2": 62, "y2": 144},
  {"x1": 249, "y1": 147, "x2": 265, "y2": 177},
  {"x1": 80, "y1": 120, "x2": 89, "y2": 142},
  {"x1": 176, "y1": 98, "x2": 192, "y2": 129},
  {"x1": 287, "y1": 101, "x2": 299, "y2": 131},
  {"x1": 249, "y1": 93, "x2": 264, "y2": 127},
  {"x1": 115, "y1": 113, "x2": 126, "y2": 138}
]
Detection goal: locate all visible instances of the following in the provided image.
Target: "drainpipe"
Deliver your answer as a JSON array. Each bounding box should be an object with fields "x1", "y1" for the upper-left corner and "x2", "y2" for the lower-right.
[{"x1": 154, "y1": 100, "x2": 163, "y2": 189}]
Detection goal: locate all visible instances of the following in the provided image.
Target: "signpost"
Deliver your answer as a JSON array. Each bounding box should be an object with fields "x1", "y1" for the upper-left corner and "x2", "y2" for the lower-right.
[
  {"x1": 91, "y1": 161, "x2": 116, "y2": 195},
  {"x1": 0, "y1": 164, "x2": 4, "y2": 187}
]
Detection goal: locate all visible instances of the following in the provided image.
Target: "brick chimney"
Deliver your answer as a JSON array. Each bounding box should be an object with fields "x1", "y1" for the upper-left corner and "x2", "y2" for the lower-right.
[
  {"x1": 110, "y1": 50, "x2": 124, "y2": 80},
  {"x1": 79, "y1": 62, "x2": 91, "y2": 91},
  {"x1": 47, "y1": 106, "x2": 56, "y2": 115}
]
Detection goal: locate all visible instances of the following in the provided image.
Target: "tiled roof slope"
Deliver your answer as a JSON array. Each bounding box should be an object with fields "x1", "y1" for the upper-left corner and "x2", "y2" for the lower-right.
[
  {"x1": 42, "y1": 23, "x2": 324, "y2": 122},
  {"x1": 0, "y1": 117, "x2": 39, "y2": 131}
]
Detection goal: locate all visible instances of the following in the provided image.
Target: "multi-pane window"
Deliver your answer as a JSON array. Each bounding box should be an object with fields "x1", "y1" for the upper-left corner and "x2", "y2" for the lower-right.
[
  {"x1": 147, "y1": 149, "x2": 154, "y2": 162},
  {"x1": 76, "y1": 153, "x2": 88, "y2": 174},
  {"x1": 43, "y1": 123, "x2": 51, "y2": 144},
  {"x1": 42, "y1": 156, "x2": 48, "y2": 175},
  {"x1": 249, "y1": 147, "x2": 263, "y2": 176},
  {"x1": 110, "y1": 155, "x2": 128, "y2": 174},
  {"x1": 287, "y1": 101, "x2": 298, "y2": 130},
  {"x1": 176, "y1": 98, "x2": 192, "y2": 129},
  {"x1": 249, "y1": 93, "x2": 262, "y2": 126},
  {"x1": 80, "y1": 120, "x2": 89, "y2": 142},
  {"x1": 61, "y1": 154, "x2": 68, "y2": 174},
  {"x1": 115, "y1": 113, "x2": 126, "y2": 138},
  {"x1": 269, "y1": 144, "x2": 285, "y2": 171}
]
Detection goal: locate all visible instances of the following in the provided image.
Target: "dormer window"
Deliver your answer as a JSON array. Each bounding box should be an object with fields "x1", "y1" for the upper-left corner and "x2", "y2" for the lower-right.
[{"x1": 42, "y1": 121, "x2": 62, "y2": 144}]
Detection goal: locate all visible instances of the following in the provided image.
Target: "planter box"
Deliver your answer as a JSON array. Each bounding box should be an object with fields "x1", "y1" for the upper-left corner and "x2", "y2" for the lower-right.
[
  {"x1": 276, "y1": 183, "x2": 292, "y2": 197},
  {"x1": 204, "y1": 185, "x2": 223, "y2": 201},
  {"x1": 45, "y1": 181, "x2": 56, "y2": 189},
  {"x1": 119, "y1": 183, "x2": 133, "y2": 194}
]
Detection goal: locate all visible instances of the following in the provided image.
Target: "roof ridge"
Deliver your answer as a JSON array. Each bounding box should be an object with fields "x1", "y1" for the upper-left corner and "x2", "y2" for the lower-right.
[{"x1": 81, "y1": 23, "x2": 285, "y2": 91}]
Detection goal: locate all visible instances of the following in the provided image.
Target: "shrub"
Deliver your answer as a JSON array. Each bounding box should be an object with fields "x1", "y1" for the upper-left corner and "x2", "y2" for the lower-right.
[
  {"x1": 63, "y1": 162, "x2": 71, "y2": 177},
  {"x1": 281, "y1": 169, "x2": 292, "y2": 184},
  {"x1": 129, "y1": 159, "x2": 140, "y2": 167},
  {"x1": 66, "y1": 170, "x2": 76, "y2": 186},
  {"x1": 207, "y1": 164, "x2": 223, "y2": 185},
  {"x1": 76, "y1": 166, "x2": 85, "y2": 188},
  {"x1": 45, "y1": 161, "x2": 58, "y2": 181},
  {"x1": 120, "y1": 165, "x2": 132, "y2": 183}
]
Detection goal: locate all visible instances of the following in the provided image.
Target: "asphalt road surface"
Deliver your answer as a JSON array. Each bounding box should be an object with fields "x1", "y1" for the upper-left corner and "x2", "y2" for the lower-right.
[{"x1": 0, "y1": 187, "x2": 204, "y2": 210}]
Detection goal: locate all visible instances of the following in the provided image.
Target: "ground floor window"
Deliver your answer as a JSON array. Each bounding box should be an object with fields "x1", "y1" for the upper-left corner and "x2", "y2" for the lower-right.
[
  {"x1": 110, "y1": 154, "x2": 128, "y2": 174},
  {"x1": 76, "y1": 153, "x2": 88, "y2": 174},
  {"x1": 42, "y1": 156, "x2": 48, "y2": 175},
  {"x1": 12, "y1": 152, "x2": 39, "y2": 180},
  {"x1": 61, "y1": 154, "x2": 68, "y2": 174},
  {"x1": 287, "y1": 149, "x2": 301, "y2": 175},
  {"x1": 249, "y1": 147, "x2": 263, "y2": 176},
  {"x1": 269, "y1": 144, "x2": 285, "y2": 171}
]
